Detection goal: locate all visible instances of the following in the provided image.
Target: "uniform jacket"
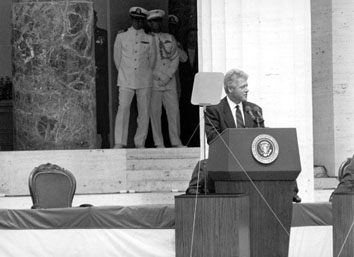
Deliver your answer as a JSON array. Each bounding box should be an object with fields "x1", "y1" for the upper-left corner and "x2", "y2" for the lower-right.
[
  {"x1": 113, "y1": 27, "x2": 155, "y2": 89},
  {"x1": 205, "y1": 97, "x2": 264, "y2": 144},
  {"x1": 151, "y1": 32, "x2": 179, "y2": 91}
]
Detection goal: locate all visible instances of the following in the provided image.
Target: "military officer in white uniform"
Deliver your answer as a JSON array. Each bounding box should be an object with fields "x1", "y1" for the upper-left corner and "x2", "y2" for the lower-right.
[
  {"x1": 113, "y1": 7, "x2": 156, "y2": 148},
  {"x1": 147, "y1": 9, "x2": 184, "y2": 148}
]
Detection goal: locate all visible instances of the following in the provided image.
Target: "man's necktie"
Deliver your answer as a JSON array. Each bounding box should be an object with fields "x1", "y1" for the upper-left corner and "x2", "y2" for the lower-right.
[{"x1": 236, "y1": 104, "x2": 245, "y2": 128}]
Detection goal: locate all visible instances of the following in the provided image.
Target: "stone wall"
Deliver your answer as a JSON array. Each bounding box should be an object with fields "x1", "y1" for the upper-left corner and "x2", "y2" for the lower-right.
[{"x1": 0, "y1": 148, "x2": 199, "y2": 196}]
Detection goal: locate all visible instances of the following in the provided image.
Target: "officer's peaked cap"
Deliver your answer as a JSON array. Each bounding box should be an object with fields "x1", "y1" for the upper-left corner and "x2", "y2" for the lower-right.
[
  {"x1": 147, "y1": 9, "x2": 165, "y2": 21},
  {"x1": 129, "y1": 7, "x2": 148, "y2": 19},
  {"x1": 168, "y1": 15, "x2": 179, "y2": 24}
]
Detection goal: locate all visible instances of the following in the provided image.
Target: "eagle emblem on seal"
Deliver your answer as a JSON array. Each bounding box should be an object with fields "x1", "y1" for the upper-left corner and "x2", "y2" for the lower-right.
[{"x1": 251, "y1": 134, "x2": 279, "y2": 164}]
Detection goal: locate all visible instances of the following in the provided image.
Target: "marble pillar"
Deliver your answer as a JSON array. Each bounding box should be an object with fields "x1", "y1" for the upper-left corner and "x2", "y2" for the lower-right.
[{"x1": 12, "y1": 0, "x2": 96, "y2": 150}]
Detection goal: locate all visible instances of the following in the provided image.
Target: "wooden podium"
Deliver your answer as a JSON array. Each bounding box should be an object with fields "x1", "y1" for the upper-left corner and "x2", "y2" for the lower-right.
[
  {"x1": 175, "y1": 194, "x2": 250, "y2": 257},
  {"x1": 208, "y1": 128, "x2": 301, "y2": 257},
  {"x1": 332, "y1": 192, "x2": 354, "y2": 256}
]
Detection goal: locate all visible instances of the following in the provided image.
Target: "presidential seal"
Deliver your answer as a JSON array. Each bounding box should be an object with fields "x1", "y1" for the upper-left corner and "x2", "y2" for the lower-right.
[{"x1": 251, "y1": 134, "x2": 279, "y2": 164}]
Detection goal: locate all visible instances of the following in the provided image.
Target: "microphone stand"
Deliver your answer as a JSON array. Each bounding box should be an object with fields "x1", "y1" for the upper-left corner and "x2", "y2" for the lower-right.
[
  {"x1": 202, "y1": 105, "x2": 208, "y2": 195},
  {"x1": 256, "y1": 117, "x2": 264, "y2": 127},
  {"x1": 256, "y1": 117, "x2": 261, "y2": 127},
  {"x1": 254, "y1": 108, "x2": 264, "y2": 127}
]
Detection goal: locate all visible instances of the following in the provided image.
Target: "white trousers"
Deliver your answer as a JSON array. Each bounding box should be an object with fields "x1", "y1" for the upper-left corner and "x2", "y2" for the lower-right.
[
  {"x1": 114, "y1": 87, "x2": 151, "y2": 147},
  {"x1": 150, "y1": 89, "x2": 182, "y2": 146}
]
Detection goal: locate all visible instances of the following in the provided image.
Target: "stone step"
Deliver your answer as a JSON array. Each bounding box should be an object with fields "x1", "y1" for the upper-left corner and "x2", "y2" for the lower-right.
[
  {"x1": 127, "y1": 159, "x2": 199, "y2": 170},
  {"x1": 313, "y1": 177, "x2": 338, "y2": 202},
  {"x1": 0, "y1": 148, "x2": 200, "y2": 196},
  {"x1": 127, "y1": 169, "x2": 193, "y2": 181},
  {"x1": 126, "y1": 147, "x2": 200, "y2": 160},
  {"x1": 1, "y1": 186, "x2": 337, "y2": 210},
  {"x1": 127, "y1": 169, "x2": 192, "y2": 192},
  {"x1": 314, "y1": 189, "x2": 333, "y2": 202},
  {"x1": 314, "y1": 177, "x2": 338, "y2": 190},
  {"x1": 1, "y1": 147, "x2": 341, "y2": 203},
  {"x1": 125, "y1": 148, "x2": 199, "y2": 192},
  {"x1": 0, "y1": 175, "x2": 341, "y2": 209}
]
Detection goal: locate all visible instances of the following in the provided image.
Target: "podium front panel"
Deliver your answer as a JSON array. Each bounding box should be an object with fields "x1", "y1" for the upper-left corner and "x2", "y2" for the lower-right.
[
  {"x1": 208, "y1": 128, "x2": 301, "y2": 181},
  {"x1": 175, "y1": 194, "x2": 250, "y2": 257}
]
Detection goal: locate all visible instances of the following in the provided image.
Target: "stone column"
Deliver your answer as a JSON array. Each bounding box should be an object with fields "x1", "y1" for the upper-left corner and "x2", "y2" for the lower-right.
[
  {"x1": 311, "y1": 0, "x2": 335, "y2": 175},
  {"x1": 332, "y1": 0, "x2": 354, "y2": 174},
  {"x1": 198, "y1": 0, "x2": 314, "y2": 201},
  {"x1": 312, "y1": 0, "x2": 354, "y2": 176},
  {"x1": 12, "y1": 0, "x2": 96, "y2": 150}
]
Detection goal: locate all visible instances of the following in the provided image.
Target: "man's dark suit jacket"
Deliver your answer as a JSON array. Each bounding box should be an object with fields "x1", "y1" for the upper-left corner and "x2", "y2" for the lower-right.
[
  {"x1": 204, "y1": 97, "x2": 264, "y2": 144},
  {"x1": 186, "y1": 96, "x2": 264, "y2": 194}
]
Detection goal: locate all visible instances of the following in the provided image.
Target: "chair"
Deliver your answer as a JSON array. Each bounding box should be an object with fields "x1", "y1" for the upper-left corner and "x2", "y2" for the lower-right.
[
  {"x1": 29, "y1": 163, "x2": 76, "y2": 209},
  {"x1": 330, "y1": 157, "x2": 354, "y2": 201},
  {"x1": 338, "y1": 157, "x2": 353, "y2": 181}
]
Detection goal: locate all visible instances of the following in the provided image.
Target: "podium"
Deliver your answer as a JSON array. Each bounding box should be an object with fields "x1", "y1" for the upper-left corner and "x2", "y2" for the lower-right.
[
  {"x1": 332, "y1": 192, "x2": 354, "y2": 256},
  {"x1": 175, "y1": 194, "x2": 250, "y2": 257},
  {"x1": 208, "y1": 128, "x2": 301, "y2": 257}
]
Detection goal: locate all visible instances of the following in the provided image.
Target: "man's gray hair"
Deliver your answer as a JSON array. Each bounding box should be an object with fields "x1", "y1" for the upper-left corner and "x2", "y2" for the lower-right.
[{"x1": 223, "y1": 69, "x2": 248, "y2": 90}]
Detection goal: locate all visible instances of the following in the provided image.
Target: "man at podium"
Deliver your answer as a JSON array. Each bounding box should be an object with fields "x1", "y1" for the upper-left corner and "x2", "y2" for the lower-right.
[
  {"x1": 186, "y1": 68, "x2": 301, "y2": 202},
  {"x1": 204, "y1": 69, "x2": 264, "y2": 144}
]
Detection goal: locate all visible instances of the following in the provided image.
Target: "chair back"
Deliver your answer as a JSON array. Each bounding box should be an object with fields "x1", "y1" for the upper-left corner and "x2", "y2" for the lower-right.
[
  {"x1": 29, "y1": 163, "x2": 76, "y2": 209},
  {"x1": 330, "y1": 157, "x2": 354, "y2": 201},
  {"x1": 338, "y1": 157, "x2": 353, "y2": 181}
]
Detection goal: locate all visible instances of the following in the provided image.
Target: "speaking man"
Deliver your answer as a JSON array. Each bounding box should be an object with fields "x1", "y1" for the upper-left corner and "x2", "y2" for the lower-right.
[{"x1": 186, "y1": 68, "x2": 301, "y2": 202}]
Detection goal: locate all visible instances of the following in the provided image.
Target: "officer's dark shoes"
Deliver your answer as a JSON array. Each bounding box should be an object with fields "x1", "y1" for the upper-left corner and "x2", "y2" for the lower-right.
[{"x1": 293, "y1": 194, "x2": 302, "y2": 203}]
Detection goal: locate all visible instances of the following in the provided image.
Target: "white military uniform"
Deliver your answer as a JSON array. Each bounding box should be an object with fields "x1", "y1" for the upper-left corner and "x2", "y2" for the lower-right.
[
  {"x1": 113, "y1": 26, "x2": 155, "y2": 147},
  {"x1": 150, "y1": 31, "x2": 183, "y2": 147}
]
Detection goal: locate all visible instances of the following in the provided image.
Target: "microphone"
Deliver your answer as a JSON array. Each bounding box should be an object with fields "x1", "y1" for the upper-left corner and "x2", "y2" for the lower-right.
[
  {"x1": 253, "y1": 106, "x2": 263, "y2": 121},
  {"x1": 245, "y1": 106, "x2": 256, "y2": 121}
]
